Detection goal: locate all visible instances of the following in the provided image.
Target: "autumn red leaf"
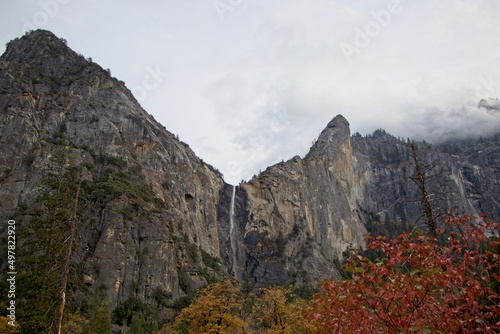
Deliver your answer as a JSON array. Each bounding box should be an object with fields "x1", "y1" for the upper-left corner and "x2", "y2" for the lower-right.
[{"x1": 308, "y1": 214, "x2": 500, "y2": 333}]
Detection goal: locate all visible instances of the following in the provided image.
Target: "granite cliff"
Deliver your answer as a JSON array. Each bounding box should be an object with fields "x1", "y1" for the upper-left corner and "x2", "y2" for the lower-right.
[
  {"x1": 0, "y1": 30, "x2": 499, "y2": 325},
  {"x1": 238, "y1": 116, "x2": 367, "y2": 286},
  {"x1": 351, "y1": 129, "x2": 500, "y2": 230},
  {"x1": 0, "y1": 30, "x2": 229, "y2": 310}
]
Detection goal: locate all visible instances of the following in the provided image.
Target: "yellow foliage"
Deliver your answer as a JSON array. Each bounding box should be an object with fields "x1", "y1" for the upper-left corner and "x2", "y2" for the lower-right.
[
  {"x1": 250, "y1": 287, "x2": 317, "y2": 334},
  {"x1": 174, "y1": 280, "x2": 245, "y2": 333},
  {"x1": 0, "y1": 316, "x2": 20, "y2": 333},
  {"x1": 171, "y1": 281, "x2": 317, "y2": 333}
]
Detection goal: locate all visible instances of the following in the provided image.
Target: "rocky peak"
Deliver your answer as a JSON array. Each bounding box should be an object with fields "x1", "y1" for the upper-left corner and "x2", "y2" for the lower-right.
[
  {"x1": 241, "y1": 112, "x2": 366, "y2": 286},
  {"x1": 306, "y1": 114, "x2": 351, "y2": 160},
  {"x1": 326, "y1": 114, "x2": 350, "y2": 128},
  {"x1": 478, "y1": 97, "x2": 500, "y2": 111},
  {"x1": 1, "y1": 29, "x2": 121, "y2": 104},
  {"x1": 319, "y1": 114, "x2": 350, "y2": 141},
  {"x1": 3, "y1": 30, "x2": 62, "y2": 58},
  {"x1": 2, "y1": 30, "x2": 86, "y2": 74},
  {"x1": 0, "y1": 30, "x2": 230, "y2": 310}
]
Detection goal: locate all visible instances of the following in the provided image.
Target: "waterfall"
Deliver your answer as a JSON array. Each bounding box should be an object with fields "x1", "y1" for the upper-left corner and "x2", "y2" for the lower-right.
[{"x1": 229, "y1": 185, "x2": 237, "y2": 277}]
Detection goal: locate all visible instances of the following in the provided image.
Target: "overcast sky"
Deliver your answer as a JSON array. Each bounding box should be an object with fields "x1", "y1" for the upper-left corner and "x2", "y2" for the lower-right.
[{"x1": 1, "y1": 1, "x2": 500, "y2": 183}]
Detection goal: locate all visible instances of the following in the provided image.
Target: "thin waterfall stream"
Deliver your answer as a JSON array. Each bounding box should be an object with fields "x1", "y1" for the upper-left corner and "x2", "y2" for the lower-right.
[{"x1": 229, "y1": 185, "x2": 237, "y2": 277}]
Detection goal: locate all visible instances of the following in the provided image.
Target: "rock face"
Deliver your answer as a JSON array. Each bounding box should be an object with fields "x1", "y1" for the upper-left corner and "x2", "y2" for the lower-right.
[
  {"x1": 239, "y1": 119, "x2": 500, "y2": 285},
  {"x1": 0, "y1": 30, "x2": 499, "y2": 315},
  {"x1": 0, "y1": 30, "x2": 228, "y2": 309},
  {"x1": 240, "y1": 115, "x2": 367, "y2": 285},
  {"x1": 351, "y1": 130, "x2": 500, "y2": 232}
]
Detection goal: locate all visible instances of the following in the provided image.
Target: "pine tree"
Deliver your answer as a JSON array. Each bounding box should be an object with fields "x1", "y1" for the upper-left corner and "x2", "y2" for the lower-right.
[
  {"x1": 87, "y1": 289, "x2": 112, "y2": 334},
  {"x1": 18, "y1": 147, "x2": 82, "y2": 333}
]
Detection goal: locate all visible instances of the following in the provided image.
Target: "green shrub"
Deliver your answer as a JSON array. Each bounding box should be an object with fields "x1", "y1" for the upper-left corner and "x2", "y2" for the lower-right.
[{"x1": 112, "y1": 297, "x2": 145, "y2": 326}]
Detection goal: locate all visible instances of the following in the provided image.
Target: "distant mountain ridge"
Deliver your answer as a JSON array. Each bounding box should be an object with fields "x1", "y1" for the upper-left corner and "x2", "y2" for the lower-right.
[{"x1": 1, "y1": 30, "x2": 499, "y2": 323}]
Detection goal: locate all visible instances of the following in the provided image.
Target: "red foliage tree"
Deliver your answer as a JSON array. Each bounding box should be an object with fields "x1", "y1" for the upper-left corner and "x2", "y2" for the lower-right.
[{"x1": 309, "y1": 214, "x2": 500, "y2": 333}]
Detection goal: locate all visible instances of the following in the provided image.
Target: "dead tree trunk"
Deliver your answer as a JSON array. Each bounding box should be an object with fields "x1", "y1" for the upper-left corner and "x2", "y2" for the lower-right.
[
  {"x1": 53, "y1": 174, "x2": 82, "y2": 334},
  {"x1": 409, "y1": 142, "x2": 438, "y2": 238}
]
